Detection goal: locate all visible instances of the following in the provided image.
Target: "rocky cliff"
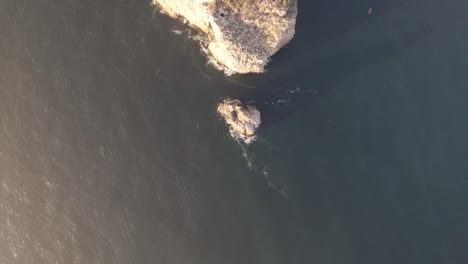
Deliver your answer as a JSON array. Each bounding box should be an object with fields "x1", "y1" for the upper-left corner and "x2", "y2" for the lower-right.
[{"x1": 153, "y1": 0, "x2": 297, "y2": 74}]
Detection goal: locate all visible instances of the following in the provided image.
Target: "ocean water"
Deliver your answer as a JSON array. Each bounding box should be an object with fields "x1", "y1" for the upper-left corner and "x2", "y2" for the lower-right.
[{"x1": 1, "y1": 0, "x2": 468, "y2": 263}]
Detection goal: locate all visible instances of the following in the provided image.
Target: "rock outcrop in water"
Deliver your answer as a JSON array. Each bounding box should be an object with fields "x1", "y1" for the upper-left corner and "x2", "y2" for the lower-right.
[
  {"x1": 217, "y1": 98, "x2": 261, "y2": 143},
  {"x1": 153, "y1": 0, "x2": 298, "y2": 74}
]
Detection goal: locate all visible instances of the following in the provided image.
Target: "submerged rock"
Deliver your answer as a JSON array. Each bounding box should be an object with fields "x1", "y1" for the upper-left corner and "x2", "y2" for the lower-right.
[
  {"x1": 153, "y1": 0, "x2": 297, "y2": 74},
  {"x1": 217, "y1": 98, "x2": 261, "y2": 144}
]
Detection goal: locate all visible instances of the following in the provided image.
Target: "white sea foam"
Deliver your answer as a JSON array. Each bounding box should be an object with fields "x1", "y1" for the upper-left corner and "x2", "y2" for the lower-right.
[
  {"x1": 239, "y1": 143, "x2": 255, "y2": 170},
  {"x1": 171, "y1": 29, "x2": 183, "y2": 35},
  {"x1": 206, "y1": 56, "x2": 234, "y2": 76},
  {"x1": 236, "y1": 142, "x2": 288, "y2": 199},
  {"x1": 289, "y1": 87, "x2": 301, "y2": 93}
]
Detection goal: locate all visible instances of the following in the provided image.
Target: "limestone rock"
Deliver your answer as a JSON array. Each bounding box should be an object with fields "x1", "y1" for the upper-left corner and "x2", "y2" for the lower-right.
[
  {"x1": 153, "y1": 0, "x2": 297, "y2": 74},
  {"x1": 217, "y1": 98, "x2": 261, "y2": 143}
]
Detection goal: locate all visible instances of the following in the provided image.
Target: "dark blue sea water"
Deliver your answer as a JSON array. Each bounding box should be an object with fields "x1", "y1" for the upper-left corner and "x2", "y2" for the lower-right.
[{"x1": 1, "y1": 0, "x2": 468, "y2": 263}]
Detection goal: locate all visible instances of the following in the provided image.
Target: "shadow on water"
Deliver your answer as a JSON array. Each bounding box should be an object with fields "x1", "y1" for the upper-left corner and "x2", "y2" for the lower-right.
[
  {"x1": 285, "y1": 0, "x2": 410, "y2": 50},
  {"x1": 259, "y1": 27, "x2": 432, "y2": 131},
  {"x1": 228, "y1": 0, "x2": 431, "y2": 132},
  {"x1": 224, "y1": 0, "x2": 409, "y2": 81}
]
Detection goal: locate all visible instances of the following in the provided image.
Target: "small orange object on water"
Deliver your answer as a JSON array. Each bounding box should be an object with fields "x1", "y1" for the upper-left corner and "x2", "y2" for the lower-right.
[{"x1": 368, "y1": 7, "x2": 373, "y2": 14}]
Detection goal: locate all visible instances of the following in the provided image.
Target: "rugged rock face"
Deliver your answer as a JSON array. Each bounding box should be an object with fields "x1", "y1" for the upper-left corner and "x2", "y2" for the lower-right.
[
  {"x1": 153, "y1": 0, "x2": 297, "y2": 74},
  {"x1": 217, "y1": 98, "x2": 261, "y2": 143}
]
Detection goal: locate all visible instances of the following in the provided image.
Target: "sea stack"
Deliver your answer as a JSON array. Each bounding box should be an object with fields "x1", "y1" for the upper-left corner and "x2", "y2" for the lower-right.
[
  {"x1": 153, "y1": 0, "x2": 298, "y2": 74},
  {"x1": 217, "y1": 98, "x2": 261, "y2": 143}
]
